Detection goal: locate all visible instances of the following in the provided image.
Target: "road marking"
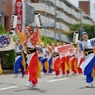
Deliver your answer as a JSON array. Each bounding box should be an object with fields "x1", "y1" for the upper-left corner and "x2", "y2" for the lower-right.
[
  {"x1": 0, "y1": 86, "x2": 18, "y2": 91},
  {"x1": 47, "y1": 78, "x2": 68, "y2": 83},
  {"x1": 79, "y1": 75, "x2": 84, "y2": 77}
]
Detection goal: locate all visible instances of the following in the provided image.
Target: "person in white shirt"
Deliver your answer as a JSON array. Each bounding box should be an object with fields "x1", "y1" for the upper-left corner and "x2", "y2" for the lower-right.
[{"x1": 14, "y1": 39, "x2": 25, "y2": 78}]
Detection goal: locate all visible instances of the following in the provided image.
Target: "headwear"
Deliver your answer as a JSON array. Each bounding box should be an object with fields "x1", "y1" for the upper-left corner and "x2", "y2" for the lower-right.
[
  {"x1": 25, "y1": 26, "x2": 32, "y2": 31},
  {"x1": 41, "y1": 42, "x2": 44, "y2": 47},
  {"x1": 82, "y1": 32, "x2": 87, "y2": 36}
]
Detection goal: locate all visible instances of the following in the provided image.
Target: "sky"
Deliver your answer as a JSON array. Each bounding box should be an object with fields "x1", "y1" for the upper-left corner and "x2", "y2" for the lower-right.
[{"x1": 68, "y1": 0, "x2": 95, "y2": 19}]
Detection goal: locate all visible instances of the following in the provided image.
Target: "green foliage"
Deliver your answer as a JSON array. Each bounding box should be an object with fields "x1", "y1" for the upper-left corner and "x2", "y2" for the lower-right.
[
  {"x1": 83, "y1": 24, "x2": 95, "y2": 39},
  {"x1": 0, "y1": 24, "x2": 15, "y2": 69},
  {"x1": 42, "y1": 36, "x2": 56, "y2": 46},
  {"x1": 0, "y1": 24, "x2": 8, "y2": 34},
  {"x1": 5, "y1": 50, "x2": 15, "y2": 69},
  {"x1": 67, "y1": 24, "x2": 95, "y2": 41},
  {"x1": 1, "y1": 50, "x2": 15, "y2": 69},
  {"x1": 67, "y1": 24, "x2": 80, "y2": 41},
  {"x1": 13, "y1": 36, "x2": 18, "y2": 42},
  {"x1": 69, "y1": 24, "x2": 80, "y2": 31}
]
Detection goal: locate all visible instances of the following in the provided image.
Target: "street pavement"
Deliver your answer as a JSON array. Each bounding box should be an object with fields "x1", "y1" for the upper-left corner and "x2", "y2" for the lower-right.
[{"x1": 0, "y1": 73, "x2": 95, "y2": 95}]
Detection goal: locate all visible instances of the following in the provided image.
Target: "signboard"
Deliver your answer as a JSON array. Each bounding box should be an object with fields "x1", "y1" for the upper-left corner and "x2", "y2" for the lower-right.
[{"x1": 15, "y1": 0, "x2": 23, "y2": 32}]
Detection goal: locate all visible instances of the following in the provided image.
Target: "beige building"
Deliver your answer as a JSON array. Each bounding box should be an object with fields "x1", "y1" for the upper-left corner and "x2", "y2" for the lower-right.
[{"x1": 25, "y1": 0, "x2": 93, "y2": 42}]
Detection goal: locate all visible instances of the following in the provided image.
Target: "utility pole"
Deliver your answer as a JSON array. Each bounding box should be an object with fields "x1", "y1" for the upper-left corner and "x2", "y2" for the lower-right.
[
  {"x1": 80, "y1": 10, "x2": 82, "y2": 40},
  {"x1": 79, "y1": 8, "x2": 83, "y2": 41},
  {"x1": 54, "y1": 0, "x2": 56, "y2": 41},
  {"x1": 45, "y1": 0, "x2": 47, "y2": 36},
  {"x1": 60, "y1": 26, "x2": 62, "y2": 43},
  {"x1": 1, "y1": 0, "x2": 5, "y2": 27}
]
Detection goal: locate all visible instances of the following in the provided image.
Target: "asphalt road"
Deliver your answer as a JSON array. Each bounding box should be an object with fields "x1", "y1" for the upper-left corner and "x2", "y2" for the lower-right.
[{"x1": 0, "y1": 73, "x2": 95, "y2": 95}]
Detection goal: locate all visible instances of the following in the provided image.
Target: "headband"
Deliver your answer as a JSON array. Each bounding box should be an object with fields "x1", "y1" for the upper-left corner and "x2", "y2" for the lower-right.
[{"x1": 25, "y1": 26, "x2": 32, "y2": 31}]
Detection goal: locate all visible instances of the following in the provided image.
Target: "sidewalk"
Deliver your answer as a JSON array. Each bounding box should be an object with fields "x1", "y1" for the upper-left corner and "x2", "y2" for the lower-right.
[{"x1": 2, "y1": 70, "x2": 14, "y2": 74}]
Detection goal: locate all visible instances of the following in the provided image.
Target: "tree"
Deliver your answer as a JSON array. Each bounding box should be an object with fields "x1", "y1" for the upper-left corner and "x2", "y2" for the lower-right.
[
  {"x1": 0, "y1": 24, "x2": 8, "y2": 34},
  {"x1": 83, "y1": 24, "x2": 95, "y2": 39},
  {"x1": 67, "y1": 24, "x2": 95, "y2": 41},
  {"x1": 42, "y1": 36, "x2": 57, "y2": 46}
]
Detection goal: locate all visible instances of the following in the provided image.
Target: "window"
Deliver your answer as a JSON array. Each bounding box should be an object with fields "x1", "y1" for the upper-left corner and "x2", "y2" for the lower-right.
[{"x1": 31, "y1": 0, "x2": 39, "y2": 3}]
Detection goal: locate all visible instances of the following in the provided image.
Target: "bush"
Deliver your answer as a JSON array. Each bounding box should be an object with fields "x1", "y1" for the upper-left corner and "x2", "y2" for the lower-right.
[
  {"x1": 0, "y1": 50, "x2": 15, "y2": 70},
  {"x1": 5, "y1": 50, "x2": 15, "y2": 69},
  {"x1": 0, "y1": 24, "x2": 8, "y2": 34},
  {"x1": 42, "y1": 36, "x2": 56, "y2": 46}
]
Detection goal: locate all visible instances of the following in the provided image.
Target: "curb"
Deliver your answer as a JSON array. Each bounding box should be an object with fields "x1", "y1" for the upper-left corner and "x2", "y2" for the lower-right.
[{"x1": 2, "y1": 70, "x2": 14, "y2": 74}]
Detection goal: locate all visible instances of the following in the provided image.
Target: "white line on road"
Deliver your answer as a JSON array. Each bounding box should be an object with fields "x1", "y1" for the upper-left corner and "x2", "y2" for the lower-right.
[
  {"x1": 79, "y1": 75, "x2": 84, "y2": 77},
  {"x1": 47, "y1": 78, "x2": 68, "y2": 83},
  {"x1": 0, "y1": 86, "x2": 18, "y2": 91}
]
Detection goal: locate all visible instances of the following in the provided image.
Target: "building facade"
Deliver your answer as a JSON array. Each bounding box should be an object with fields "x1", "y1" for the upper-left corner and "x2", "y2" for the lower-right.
[
  {"x1": 0, "y1": 0, "x2": 93, "y2": 42},
  {"x1": 79, "y1": 0, "x2": 90, "y2": 15},
  {"x1": 79, "y1": 0, "x2": 95, "y2": 22},
  {"x1": 25, "y1": 0, "x2": 93, "y2": 42},
  {"x1": 90, "y1": 1, "x2": 95, "y2": 22},
  {"x1": 0, "y1": 0, "x2": 12, "y2": 31}
]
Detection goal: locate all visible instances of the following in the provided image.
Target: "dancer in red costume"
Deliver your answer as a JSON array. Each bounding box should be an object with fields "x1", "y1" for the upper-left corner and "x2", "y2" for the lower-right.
[
  {"x1": 51, "y1": 42, "x2": 60, "y2": 78},
  {"x1": 23, "y1": 26, "x2": 39, "y2": 88},
  {"x1": 15, "y1": 25, "x2": 39, "y2": 88}
]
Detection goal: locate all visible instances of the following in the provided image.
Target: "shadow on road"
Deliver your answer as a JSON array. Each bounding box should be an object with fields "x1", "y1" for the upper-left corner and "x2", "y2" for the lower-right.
[
  {"x1": 79, "y1": 86, "x2": 95, "y2": 89},
  {"x1": 0, "y1": 82, "x2": 16, "y2": 86},
  {"x1": 14, "y1": 87, "x2": 47, "y2": 93}
]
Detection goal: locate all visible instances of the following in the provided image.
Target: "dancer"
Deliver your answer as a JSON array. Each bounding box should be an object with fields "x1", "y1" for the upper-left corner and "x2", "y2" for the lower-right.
[
  {"x1": 14, "y1": 39, "x2": 25, "y2": 78},
  {"x1": 51, "y1": 42, "x2": 60, "y2": 78},
  {"x1": 80, "y1": 31, "x2": 95, "y2": 88},
  {"x1": 15, "y1": 26, "x2": 39, "y2": 88}
]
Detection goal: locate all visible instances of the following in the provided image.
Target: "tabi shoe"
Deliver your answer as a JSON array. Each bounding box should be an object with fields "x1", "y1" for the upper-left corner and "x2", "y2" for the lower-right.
[
  {"x1": 33, "y1": 84, "x2": 37, "y2": 88},
  {"x1": 21, "y1": 75, "x2": 24, "y2": 78},
  {"x1": 25, "y1": 83, "x2": 30, "y2": 87},
  {"x1": 86, "y1": 82, "x2": 93, "y2": 88},
  {"x1": 89, "y1": 82, "x2": 93, "y2": 87},
  {"x1": 25, "y1": 82, "x2": 33, "y2": 88},
  {"x1": 14, "y1": 74, "x2": 18, "y2": 78},
  {"x1": 61, "y1": 75, "x2": 66, "y2": 78},
  {"x1": 54, "y1": 75, "x2": 61, "y2": 79},
  {"x1": 86, "y1": 83, "x2": 90, "y2": 88},
  {"x1": 29, "y1": 85, "x2": 33, "y2": 89}
]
